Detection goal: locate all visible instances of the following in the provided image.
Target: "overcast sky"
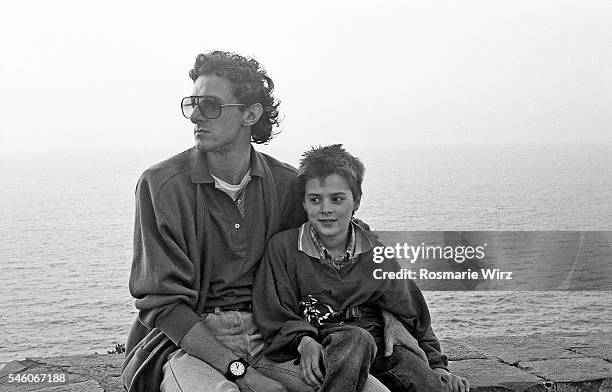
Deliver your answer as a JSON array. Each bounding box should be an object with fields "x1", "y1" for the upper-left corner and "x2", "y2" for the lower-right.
[{"x1": 1, "y1": 0, "x2": 610, "y2": 157}]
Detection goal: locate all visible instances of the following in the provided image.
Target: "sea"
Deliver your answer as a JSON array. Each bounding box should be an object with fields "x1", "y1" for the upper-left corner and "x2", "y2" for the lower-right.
[{"x1": 1, "y1": 143, "x2": 611, "y2": 365}]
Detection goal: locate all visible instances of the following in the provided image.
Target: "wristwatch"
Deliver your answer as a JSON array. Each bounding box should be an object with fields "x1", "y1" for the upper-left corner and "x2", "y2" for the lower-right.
[{"x1": 225, "y1": 358, "x2": 249, "y2": 382}]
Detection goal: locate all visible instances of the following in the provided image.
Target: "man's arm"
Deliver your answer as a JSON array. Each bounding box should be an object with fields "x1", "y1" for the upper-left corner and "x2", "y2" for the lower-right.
[
  {"x1": 129, "y1": 173, "x2": 201, "y2": 343},
  {"x1": 180, "y1": 323, "x2": 286, "y2": 392},
  {"x1": 180, "y1": 323, "x2": 241, "y2": 369},
  {"x1": 130, "y1": 174, "x2": 233, "y2": 366},
  {"x1": 131, "y1": 173, "x2": 283, "y2": 391}
]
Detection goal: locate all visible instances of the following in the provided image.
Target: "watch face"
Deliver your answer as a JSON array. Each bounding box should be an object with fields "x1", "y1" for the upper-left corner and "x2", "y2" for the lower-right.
[{"x1": 230, "y1": 361, "x2": 246, "y2": 376}]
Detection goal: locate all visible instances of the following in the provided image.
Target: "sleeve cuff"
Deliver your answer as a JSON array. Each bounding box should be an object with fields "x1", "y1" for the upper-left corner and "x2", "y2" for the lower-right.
[
  {"x1": 156, "y1": 302, "x2": 201, "y2": 345},
  {"x1": 429, "y1": 355, "x2": 449, "y2": 371},
  {"x1": 431, "y1": 364, "x2": 449, "y2": 371}
]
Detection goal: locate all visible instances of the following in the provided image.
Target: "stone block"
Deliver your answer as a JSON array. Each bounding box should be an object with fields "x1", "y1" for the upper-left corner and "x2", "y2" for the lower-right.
[
  {"x1": 35, "y1": 380, "x2": 103, "y2": 392},
  {"x1": 0, "y1": 361, "x2": 28, "y2": 378},
  {"x1": 466, "y1": 336, "x2": 583, "y2": 364},
  {"x1": 440, "y1": 339, "x2": 490, "y2": 360},
  {"x1": 534, "y1": 332, "x2": 612, "y2": 362},
  {"x1": 449, "y1": 359, "x2": 546, "y2": 391},
  {"x1": 0, "y1": 355, "x2": 123, "y2": 392},
  {"x1": 572, "y1": 346, "x2": 612, "y2": 362},
  {"x1": 536, "y1": 332, "x2": 612, "y2": 350},
  {"x1": 519, "y1": 357, "x2": 612, "y2": 383}
]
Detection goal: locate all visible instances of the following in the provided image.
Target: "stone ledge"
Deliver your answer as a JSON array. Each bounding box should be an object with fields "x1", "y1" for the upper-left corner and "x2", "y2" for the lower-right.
[
  {"x1": 1, "y1": 333, "x2": 610, "y2": 391},
  {"x1": 0, "y1": 355, "x2": 122, "y2": 392}
]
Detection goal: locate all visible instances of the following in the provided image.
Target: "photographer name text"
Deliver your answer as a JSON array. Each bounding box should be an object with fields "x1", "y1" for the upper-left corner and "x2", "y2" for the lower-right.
[{"x1": 373, "y1": 268, "x2": 513, "y2": 280}]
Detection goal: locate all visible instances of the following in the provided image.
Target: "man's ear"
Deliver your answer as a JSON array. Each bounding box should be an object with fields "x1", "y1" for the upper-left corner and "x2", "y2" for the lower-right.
[{"x1": 242, "y1": 103, "x2": 263, "y2": 126}]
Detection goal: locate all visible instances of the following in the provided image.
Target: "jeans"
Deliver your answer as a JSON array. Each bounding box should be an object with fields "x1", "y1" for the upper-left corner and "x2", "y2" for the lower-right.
[
  {"x1": 371, "y1": 346, "x2": 444, "y2": 392},
  {"x1": 160, "y1": 311, "x2": 390, "y2": 392},
  {"x1": 316, "y1": 325, "x2": 379, "y2": 392}
]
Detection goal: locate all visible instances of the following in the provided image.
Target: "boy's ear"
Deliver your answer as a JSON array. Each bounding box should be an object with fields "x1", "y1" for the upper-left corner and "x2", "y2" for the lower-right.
[
  {"x1": 353, "y1": 199, "x2": 360, "y2": 213},
  {"x1": 242, "y1": 103, "x2": 263, "y2": 126}
]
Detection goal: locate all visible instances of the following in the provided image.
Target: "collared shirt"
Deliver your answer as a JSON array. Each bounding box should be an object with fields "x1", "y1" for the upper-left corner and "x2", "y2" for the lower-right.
[
  {"x1": 202, "y1": 155, "x2": 266, "y2": 308},
  {"x1": 308, "y1": 222, "x2": 357, "y2": 270},
  {"x1": 298, "y1": 221, "x2": 375, "y2": 266},
  {"x1": 129, "y1": 146, "x2": 307, "y2": 345},
  {"x1": 211, "y1": 169, "x2": 251, "y2": 217}
]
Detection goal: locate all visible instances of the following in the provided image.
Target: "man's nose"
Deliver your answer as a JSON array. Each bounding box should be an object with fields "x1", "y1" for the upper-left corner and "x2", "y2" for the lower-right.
[{"x1": 190, "y1": 105, "x2": 203, "y2": 124}]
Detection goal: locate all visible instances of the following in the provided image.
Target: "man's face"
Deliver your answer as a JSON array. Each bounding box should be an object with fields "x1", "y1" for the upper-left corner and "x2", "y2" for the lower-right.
[
  {"x1": 303, "y1": 174, "x2": 359, "y2": 248},
  {"x1": 190, "y1": 74, "x2": 249, "y2": 153}
]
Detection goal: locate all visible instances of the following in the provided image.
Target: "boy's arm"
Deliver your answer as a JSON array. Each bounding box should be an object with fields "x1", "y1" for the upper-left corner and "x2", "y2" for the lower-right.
[
  {"x1": 252, "y1": 237, "x2": 318, "y2": 362},
  {"x1": 381, "y1": 309, "x2": 428, "y2": 362},
  {"x1": 375, "y1": 258, "x2": 448, "y2": 369},
  {"x1": 382, "y1": 286, "x2": 449, "y2": 369},
  {"x1": 417, "y1": 323, "x2": 449, "y2": 370}
]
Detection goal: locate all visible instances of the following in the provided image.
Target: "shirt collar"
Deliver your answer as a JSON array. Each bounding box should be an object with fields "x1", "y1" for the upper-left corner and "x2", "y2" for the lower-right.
[
  {"x1": 297, "y1": 220, "x2": 376, "y2": 260},
  {"x1": 309, "y1": 223, "x2": 355, "y2": 262},
  {"x1": 189, "y1": 146, "x2": 264, "y2": 184}
]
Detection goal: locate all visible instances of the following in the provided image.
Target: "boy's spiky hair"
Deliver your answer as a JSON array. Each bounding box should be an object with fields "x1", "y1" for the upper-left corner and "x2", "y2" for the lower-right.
[{"x1": 298, "y1": 144, "x2": 365, "y2": 202}]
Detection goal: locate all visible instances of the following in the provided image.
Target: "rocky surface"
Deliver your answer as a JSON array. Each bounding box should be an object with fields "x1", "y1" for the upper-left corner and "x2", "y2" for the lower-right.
[{"x1": 1, "y1": 332, "x2": 610, "y2": 391}]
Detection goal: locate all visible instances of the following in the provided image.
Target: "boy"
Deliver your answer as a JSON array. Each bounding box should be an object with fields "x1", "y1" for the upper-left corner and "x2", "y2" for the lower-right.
[{"x1": 253, "y1": 145, "x2": 469, "y2": 392}]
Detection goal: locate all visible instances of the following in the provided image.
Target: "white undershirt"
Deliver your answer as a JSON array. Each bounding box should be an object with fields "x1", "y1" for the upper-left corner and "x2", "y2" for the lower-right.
[{"x1": 210, "y1": 169, "x2": 252, "y2": 200}]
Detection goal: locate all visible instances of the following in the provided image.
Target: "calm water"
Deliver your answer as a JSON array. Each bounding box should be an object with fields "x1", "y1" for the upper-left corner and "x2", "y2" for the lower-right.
[{"x1": 1, "y1": 143, "x2": 611, "y2": 363}]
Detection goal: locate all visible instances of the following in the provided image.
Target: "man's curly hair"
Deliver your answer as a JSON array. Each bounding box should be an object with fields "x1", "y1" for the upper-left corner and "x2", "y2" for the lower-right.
[
  {"x1": 298, "y1": 144, "x2": 365, "y2": 203},
  {"x1": 189, "y1": 51, "x2": 280, "y2": 144}
]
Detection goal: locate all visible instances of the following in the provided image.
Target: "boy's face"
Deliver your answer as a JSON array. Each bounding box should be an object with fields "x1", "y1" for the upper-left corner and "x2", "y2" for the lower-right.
[{"x1": 303, "y1": 174, "x2": 360, "y2": 249}]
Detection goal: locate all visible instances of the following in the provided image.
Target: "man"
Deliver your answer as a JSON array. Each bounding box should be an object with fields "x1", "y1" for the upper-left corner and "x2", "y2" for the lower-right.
[{"x1": 121, "y1": 51, "x2": 421, "y2": 392}]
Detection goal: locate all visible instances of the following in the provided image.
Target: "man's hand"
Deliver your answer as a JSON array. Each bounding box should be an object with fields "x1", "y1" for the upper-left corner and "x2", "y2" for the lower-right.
[
  {"x1": 234, "y1": 367, "x2": 287, "y2": 392},
  {"x1": 297, "y1": 336, "x2": 326, "y2": 389},
  {"x1": 434, "y1": 368, "x2": 470, "y2": 392},
  {"x1": 381, "y1": 310, "x2": 428, "y2": 362}
]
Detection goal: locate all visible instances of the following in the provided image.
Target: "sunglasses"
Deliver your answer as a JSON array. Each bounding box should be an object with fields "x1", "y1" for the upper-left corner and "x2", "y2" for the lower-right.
[{"x1": 181, "y1": 96, "x2": 245, "y2": 119}]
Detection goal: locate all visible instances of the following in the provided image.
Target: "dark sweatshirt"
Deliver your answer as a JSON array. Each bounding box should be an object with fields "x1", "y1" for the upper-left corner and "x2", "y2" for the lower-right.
[
  {"x1": 253, "y1": 222, "x2": 448, "y2": 370},
  {"x1": 128, "y1": 147, "x2": 305, "y2": 346}
]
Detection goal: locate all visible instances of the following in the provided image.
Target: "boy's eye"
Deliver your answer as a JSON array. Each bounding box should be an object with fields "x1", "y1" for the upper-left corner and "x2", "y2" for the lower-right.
[
  {"x1": 309, "y1": 197, "x2": 320, "y2": 204},
  {"x1": 332, "y1": 197, "x2": 344, "y2": 203}
]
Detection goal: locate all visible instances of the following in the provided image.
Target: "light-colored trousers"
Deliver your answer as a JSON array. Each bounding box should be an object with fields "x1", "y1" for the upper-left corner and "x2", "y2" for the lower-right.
[{"x1": 160, "y1": 310, "x2": 390, "y2": 392}]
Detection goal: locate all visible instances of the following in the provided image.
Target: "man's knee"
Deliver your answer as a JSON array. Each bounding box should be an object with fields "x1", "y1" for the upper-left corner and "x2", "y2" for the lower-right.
[
  {"x1": 372, "y1": 347, "x2": 444, "y2": 392},
  {"x1": 254, "y1": 355, "x2": 313, "y2": 392},
  {"x1": 161, "y1": 350, "x2": 240, "y2": 392},
  {"x1": 265, "y1": 379, "x2": 289, "y2": 392}
]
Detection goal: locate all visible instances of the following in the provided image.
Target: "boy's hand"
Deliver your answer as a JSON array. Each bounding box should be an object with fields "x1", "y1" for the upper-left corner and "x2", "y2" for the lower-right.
[
  {"x1": 297, "y1": 336, "x2": 325, "y2": 388},
  {"x1": 381, "y1": 310, "x2": 428, "y2": 362},
  {"x1": 234, "y1": 367, "x2": 287, "y2": 392},
  {"x1": 434, "y1": 368, "x2": 470, "y2": 392}
]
